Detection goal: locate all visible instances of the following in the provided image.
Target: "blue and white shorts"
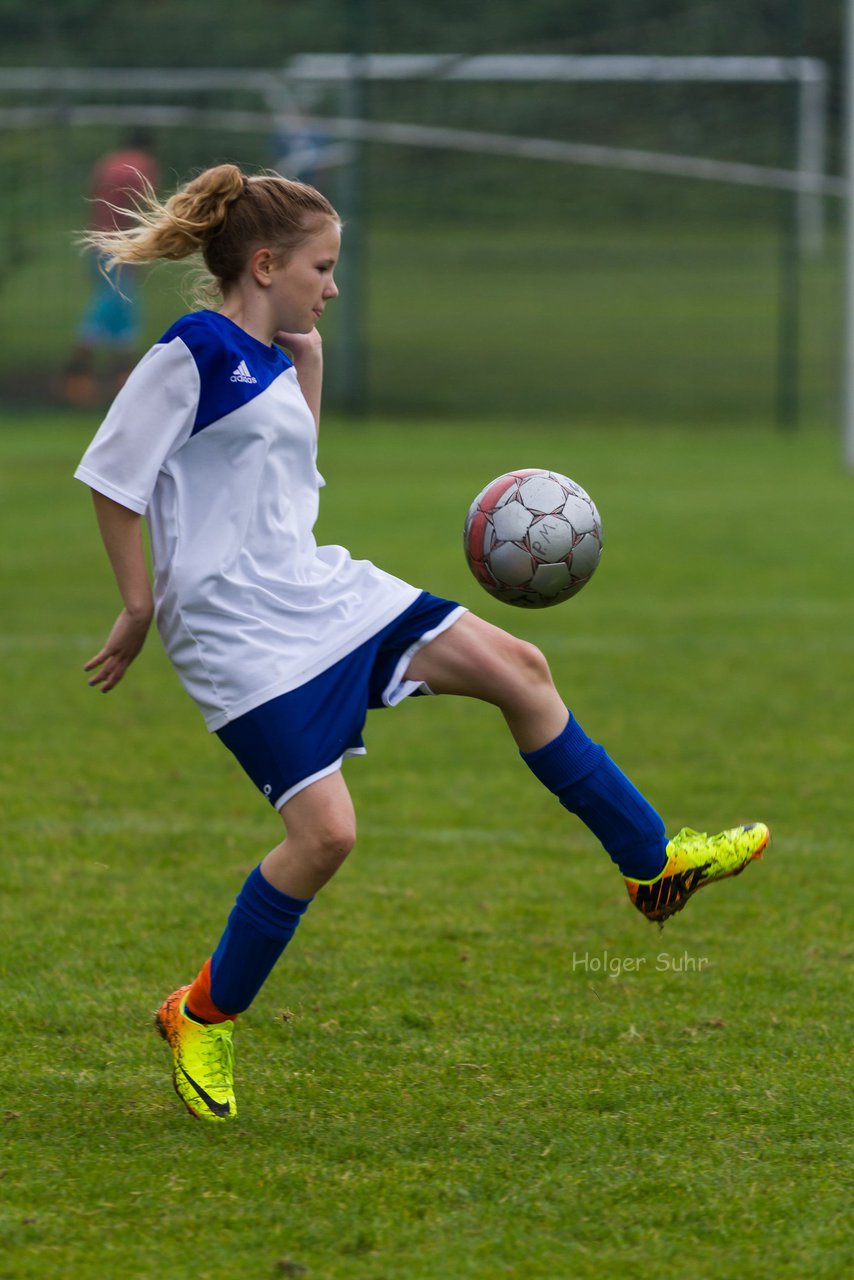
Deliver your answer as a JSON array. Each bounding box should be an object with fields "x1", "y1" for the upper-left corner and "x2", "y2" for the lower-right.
[{"x1": 216, "y1": 591, "x2": 466, "y2": 810}]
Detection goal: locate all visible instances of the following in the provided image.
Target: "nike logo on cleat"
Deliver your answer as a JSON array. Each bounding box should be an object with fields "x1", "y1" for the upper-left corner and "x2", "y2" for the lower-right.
[
  {"x1": 663, "y1": 866, "x2": 707, "y2": 904},
  {"x1": 177, "y1": 1066, "x2": 231, "y2": 1118},
  {"x1": 634, "y1": 866, "x2": 709, "y2": 914}
]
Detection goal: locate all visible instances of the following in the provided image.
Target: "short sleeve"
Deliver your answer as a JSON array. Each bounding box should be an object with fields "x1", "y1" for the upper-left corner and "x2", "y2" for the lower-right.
[{"x1": 74, "y1": 338, "x2": 200, "y2": 514}]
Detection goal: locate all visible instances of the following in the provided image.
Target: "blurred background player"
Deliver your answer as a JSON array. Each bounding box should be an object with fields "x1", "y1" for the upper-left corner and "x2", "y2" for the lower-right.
[{"x1": 63, "y1": 128, "x2": 159, "y2": 407}]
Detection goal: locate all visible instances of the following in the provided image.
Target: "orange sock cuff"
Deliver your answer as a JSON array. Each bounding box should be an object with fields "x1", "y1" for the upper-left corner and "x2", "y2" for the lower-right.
[{"x1": 185, "y1": 958, "x2": 236, "y2": 1024}]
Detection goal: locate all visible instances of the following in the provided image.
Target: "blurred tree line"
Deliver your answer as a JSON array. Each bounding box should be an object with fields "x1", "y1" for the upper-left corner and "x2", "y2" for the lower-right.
[{"x1": 0, "y1": 1, "x2": 843, "y2": 73}]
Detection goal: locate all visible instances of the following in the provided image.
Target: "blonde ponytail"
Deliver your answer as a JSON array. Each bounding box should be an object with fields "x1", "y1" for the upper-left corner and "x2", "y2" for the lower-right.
[
  {"x1": 80, "y1": 163, "x2": 245, "y2": 269},
  {"x1": 79, "y1": 162, "x2": 340, "y2": 294}
]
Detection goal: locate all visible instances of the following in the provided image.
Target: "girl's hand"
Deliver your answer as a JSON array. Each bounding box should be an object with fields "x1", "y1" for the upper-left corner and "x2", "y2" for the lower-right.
[
  {"x1": 84, "y1": 607, "x2": 152, "y2": 692},
  {"x1": 274, "y1": 328, "x2": 322, "y2": 362}
]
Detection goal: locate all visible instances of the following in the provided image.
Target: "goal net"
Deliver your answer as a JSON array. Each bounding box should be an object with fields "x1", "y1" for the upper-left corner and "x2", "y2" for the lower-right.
[{"x1": 0, "y1": 56, "x2": 841, "y2": 425}]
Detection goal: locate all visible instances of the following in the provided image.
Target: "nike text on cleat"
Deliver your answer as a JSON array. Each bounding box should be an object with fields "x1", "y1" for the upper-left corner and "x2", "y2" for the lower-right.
[
  {"x1": 155, "y1": 985, "x2": 237, "y2": 1122},
  {"x1": 624, "y1": 822, "x2": 770, "y2": 925}
]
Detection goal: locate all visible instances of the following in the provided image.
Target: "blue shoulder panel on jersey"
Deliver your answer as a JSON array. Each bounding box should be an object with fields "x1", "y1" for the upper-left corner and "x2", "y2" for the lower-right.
[{"x1": 158, "y1": 311, "x2": 294, "y2": 435}]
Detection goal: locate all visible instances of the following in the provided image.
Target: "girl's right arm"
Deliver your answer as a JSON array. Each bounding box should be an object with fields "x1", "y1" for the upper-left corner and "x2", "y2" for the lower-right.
[{"x1": 84, "y1": 490, "x2": 154, "y2": 692}]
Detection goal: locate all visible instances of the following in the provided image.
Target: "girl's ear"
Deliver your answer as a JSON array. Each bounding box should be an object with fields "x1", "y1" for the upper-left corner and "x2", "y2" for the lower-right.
[{"x1": 249, "y1": 247, "x2": 274, "y2": 287}]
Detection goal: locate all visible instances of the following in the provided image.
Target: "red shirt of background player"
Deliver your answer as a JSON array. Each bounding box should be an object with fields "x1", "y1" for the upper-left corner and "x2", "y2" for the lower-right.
[{"x1": 90, "y1": 148, "x2": 160, "y2": 233}]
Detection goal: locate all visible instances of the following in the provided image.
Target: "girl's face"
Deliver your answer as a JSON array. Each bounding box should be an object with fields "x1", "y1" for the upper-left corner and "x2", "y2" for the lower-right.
[{"x1": 267, "y1": 218, "x2": 341, "y2": 334}]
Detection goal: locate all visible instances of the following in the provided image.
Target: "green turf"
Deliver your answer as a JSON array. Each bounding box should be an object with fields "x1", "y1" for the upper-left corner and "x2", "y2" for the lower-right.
[{"x1": 1, "y1": 412, "x2": 852, "y2": 1279}]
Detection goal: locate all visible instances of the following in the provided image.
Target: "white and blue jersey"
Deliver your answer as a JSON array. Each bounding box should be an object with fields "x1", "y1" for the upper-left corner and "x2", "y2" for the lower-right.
[{"x1": 75, "y1": 310, "x2": 420, "y2": 731}]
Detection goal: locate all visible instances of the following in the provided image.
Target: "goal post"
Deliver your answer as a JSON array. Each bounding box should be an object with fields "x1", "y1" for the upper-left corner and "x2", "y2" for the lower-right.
[{"x1": 286, "y1": 53, "x2": 831, "y2": 257}]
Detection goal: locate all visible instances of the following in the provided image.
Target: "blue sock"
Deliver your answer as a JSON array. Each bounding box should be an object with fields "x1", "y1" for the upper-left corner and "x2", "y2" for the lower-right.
[
  {"x1": 209, "y1": 865, "x2": 312, "y2": 1015},
  {"x1": 521, "y1": 713, "x2": 667, "y2": 879}
]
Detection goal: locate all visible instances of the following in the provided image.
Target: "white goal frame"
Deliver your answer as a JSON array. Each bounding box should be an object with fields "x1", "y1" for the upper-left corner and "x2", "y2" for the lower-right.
[{"x1": 0, "y1": 54, "x2": 833, "y2": 254}]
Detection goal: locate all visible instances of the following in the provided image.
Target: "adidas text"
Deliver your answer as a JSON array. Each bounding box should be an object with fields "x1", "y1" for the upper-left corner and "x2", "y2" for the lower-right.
[{"x1": 230, "y1": 360, "x2": 257, "y2": 384}]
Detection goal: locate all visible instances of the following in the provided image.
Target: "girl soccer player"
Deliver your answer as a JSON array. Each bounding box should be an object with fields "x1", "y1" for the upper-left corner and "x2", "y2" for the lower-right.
[{"x1": 75, "y1": 164, "x2": 768, "y2": 1122}]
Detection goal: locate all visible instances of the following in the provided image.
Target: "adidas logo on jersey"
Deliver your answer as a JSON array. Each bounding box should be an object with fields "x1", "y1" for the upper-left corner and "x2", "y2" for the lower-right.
[{"x1": 230, "y1": 360, "x2": 257, "y2": 384}]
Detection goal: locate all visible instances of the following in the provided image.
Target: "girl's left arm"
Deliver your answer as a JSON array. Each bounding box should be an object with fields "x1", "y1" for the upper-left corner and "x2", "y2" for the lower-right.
[{"x1": 84, "y1": 490, "x2": 154, "y2": 691}]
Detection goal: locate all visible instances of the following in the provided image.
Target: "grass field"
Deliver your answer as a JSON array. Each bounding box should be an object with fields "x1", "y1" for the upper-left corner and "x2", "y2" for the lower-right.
[{"x1": 1, "y1": 411, "x2": 852, "y2": 1279}]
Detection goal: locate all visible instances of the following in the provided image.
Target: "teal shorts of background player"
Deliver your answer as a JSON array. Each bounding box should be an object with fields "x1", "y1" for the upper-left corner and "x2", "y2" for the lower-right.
[{"x1": 77, "y1": 255, "x2": 141, "y2": 347}]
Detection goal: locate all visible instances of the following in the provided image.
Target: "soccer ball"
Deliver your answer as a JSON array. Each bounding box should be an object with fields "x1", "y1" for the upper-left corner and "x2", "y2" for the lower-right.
[{"x1": 463, "y1": 468, "x2": 603, "y2": 608}]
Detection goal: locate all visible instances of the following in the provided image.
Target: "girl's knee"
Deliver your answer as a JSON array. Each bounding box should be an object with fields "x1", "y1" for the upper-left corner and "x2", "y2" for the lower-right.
[
  {"x1": 279, "y1": 794, "x2": 357, "y2": 882},
  {"x1": 279, "y1": 772, "x2": 356, "y2": 870},
  {"x1": 312, "y1": 813, "x2": 356, "y2": 861},
  {"x1": 497, "y1": 632, "x2": 553, "y2": 688},
  {"x1": 300, "y1": 819, "x2": 356, "y2": 880}
]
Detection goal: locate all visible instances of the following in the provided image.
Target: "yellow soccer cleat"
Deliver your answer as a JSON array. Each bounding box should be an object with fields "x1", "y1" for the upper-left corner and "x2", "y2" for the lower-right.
[
  {"x1": 155, "y1": 986, "x2": 237, "y2": 1122},
  {"x1": 625, "y1": 823, "x2": 770, "y2": 925}
]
